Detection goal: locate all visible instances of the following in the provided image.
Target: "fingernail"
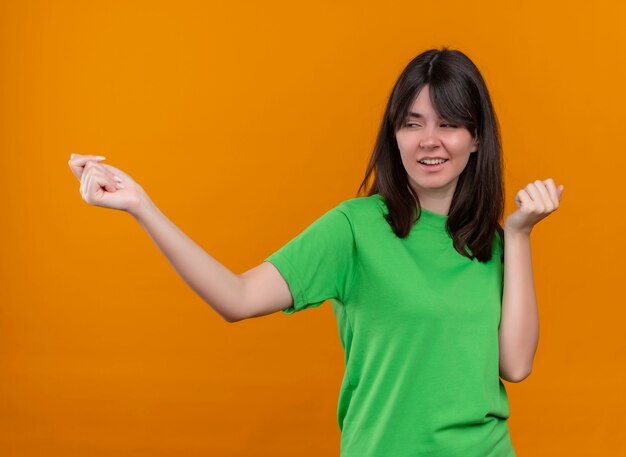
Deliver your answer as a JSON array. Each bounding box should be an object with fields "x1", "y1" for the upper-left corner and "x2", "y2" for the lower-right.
[
  {"x1": 113, "y1": 175, "x2": 123, "y2": 182},
  {"x1": 116, "y1": 182, "x2": 125, "y2": 188},
  {"x1": 70, "y1": 153, "x2": 75, "y2": 159},
  {"x1": 96, "y1": 156, "x2": 106, "y2": 160}
]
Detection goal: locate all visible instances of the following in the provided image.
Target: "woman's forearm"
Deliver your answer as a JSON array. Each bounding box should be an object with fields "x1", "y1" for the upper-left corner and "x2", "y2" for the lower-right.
[
  {"x1": 129, "y1": 194, "x2": 245, "y2": 323},
  {"x1": 498, "y1": 229, "x2": 539, "y2": 382}
]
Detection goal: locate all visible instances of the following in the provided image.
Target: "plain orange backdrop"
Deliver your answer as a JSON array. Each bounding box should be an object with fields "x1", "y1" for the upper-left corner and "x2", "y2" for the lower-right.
[{"x1": 1, "y1": 0, "x2": 624, "y2": 455}]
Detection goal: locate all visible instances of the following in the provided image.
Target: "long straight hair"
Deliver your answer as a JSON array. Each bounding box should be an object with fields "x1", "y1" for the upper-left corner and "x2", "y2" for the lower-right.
[{"x1": 357, "y1": 47, "x2": 504, "y2": 263}]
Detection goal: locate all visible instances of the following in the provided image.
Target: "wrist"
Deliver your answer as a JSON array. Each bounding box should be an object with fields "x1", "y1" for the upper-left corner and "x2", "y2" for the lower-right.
[
  {"x1": 128, "y1": 189, "x2": 157, "y2": 221},
  {"x1": 503, "y1": 225, "x2": 532, "y2": 238}
]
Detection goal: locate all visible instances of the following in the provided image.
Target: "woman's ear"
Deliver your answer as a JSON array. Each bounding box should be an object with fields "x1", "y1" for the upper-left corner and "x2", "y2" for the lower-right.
[{"x1": 471, "y1": 137, "x2": 479, "y2": 153}]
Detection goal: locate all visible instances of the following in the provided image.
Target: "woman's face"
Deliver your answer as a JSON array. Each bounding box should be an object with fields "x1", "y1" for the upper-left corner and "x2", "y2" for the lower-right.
[{"x1": 395, "y1": 84, "x2": 479, "y2": 199}]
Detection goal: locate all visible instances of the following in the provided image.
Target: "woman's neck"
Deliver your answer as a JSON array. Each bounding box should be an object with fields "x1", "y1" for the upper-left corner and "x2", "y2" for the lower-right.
[
  {"x1": 416, "y1": 194, "x2": 452, "y2": 216},
  {"x1": 412, "y1": 181, "x2": 456, "y2": 217}
]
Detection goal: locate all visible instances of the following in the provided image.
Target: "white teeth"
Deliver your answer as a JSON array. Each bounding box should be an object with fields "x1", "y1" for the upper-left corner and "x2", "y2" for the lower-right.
[{"x1": 419, "y1": 159, "x2": 447, "y2": 165}]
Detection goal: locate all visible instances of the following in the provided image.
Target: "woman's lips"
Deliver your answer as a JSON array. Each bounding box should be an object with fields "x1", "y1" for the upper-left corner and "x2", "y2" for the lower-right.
[{"x1": 418, "y1": 159, "x2": 448, "y2": 171}]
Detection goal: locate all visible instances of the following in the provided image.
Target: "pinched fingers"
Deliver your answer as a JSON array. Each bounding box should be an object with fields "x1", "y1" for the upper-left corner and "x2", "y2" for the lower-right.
[
  {"x1": 68, "y1": 154, "x2": 106, "y2": 181},
  {"x1": 532, "y1": 179, "x2": 560, "y2": 213},
  {"x1": 515, "y1": 188, "x2": 533, "y2": 211},
  {"x1": 522, "y1": 182, "x2": 545, "y2": 213},
  {"x1": 532, "y1": 180, "x2": 554, "y2": 212},
  {"x1": 83, "y1": 161, "x2": 119, "y2": 187},
  {"x1": 81, "y1": 170, "x2": 115, "y2": 204},
  {"x1": 69, "y1": 154, "x2": 129, "y2": 186},
  {"x1": 519, "y1": 178, "x2": 561, "y2": 216},
  {"x1": 100, "y1": 163, "x2": 131, "y2": 184},
  {"x1": 543, "y1": 178, "x2": 560, "y2": 208},
  {"x1": 79, "y1": 163, "x2": 122, "y2": 203},
  {"x1": 507, "y1": 177, "x2": 564, "y2": 233}
]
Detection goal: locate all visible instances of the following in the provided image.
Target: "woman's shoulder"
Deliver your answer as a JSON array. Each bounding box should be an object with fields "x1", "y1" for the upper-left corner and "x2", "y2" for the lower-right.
[{"x1": 334, "y1": 193, "x2": 385, "y2": 217}]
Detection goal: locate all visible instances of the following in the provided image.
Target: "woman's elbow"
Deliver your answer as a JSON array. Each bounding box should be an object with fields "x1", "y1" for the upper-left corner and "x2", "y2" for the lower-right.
[{"x1": 501, "y1": 365, "x2": 532, "y2": 383}]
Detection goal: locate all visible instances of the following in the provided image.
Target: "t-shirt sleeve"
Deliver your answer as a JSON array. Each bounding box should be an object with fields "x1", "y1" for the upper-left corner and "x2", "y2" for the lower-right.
[{"x1": 263, "y1": 203, "x2": 357, "y2": 315}]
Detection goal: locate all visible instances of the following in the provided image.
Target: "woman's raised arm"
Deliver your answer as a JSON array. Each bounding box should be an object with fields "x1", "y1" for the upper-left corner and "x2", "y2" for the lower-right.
[{"x1": 68, "y1": 154, "x2": 293, "y2": 322}]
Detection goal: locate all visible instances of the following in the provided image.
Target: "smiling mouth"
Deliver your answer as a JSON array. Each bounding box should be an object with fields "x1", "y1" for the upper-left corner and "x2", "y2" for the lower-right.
[{"x1": 418, "y1": 159, "x2": 449, "y2": 166}]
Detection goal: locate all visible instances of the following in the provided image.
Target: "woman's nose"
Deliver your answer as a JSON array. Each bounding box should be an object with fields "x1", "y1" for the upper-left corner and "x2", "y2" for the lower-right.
[{"x1": 419, "y1": 129, "x2": 441, "y2": 150}]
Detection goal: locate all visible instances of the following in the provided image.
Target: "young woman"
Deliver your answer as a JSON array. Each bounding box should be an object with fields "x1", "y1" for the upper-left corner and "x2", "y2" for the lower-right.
[{"x1": 68, "y1": 47, "x2": 563, "y2": 456}]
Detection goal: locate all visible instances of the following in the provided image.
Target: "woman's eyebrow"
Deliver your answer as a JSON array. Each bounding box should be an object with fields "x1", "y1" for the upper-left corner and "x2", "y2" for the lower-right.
[{"x1": 406, "y1": 112, "x2": 446, "y2": 120}]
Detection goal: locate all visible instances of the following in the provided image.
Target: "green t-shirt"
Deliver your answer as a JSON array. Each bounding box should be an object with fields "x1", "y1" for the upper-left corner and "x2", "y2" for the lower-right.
[{"x1": 264, "y1": 193, "x2": 515, "y2": 457}]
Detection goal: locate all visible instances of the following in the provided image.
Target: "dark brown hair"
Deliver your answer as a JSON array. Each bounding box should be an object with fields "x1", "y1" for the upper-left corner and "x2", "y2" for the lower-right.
[{"x1": 356, "y1": 47, "x2": 504, "y2": 263}]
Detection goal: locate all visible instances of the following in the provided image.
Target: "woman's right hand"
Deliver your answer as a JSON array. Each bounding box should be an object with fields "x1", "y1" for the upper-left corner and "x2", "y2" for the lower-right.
[{"x1": 68, "y1": 153, "x2": 147, "y2": 215}]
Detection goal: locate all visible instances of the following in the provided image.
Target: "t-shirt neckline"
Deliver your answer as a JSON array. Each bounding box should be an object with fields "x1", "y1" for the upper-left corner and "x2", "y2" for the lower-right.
[
  {"x1": 372, "y1": 193, "x2": 448, "y2": 231},
  {"x1": 417, "y1": 207, "x2": 448, "y2": 230}
]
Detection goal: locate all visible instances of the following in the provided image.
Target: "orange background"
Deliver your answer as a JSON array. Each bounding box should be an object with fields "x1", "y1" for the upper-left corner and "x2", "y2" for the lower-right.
[{"x1": 1, "y1": 0, "x2": 624, "y2": 455}]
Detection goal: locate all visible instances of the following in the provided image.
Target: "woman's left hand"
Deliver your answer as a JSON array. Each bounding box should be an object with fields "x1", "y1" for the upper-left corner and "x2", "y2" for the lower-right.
[{"x1": 504, "y1": 178, "x2": 564, "y2": 235}]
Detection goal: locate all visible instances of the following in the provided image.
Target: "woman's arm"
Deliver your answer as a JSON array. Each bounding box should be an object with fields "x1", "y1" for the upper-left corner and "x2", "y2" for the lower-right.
[
  {"x1": 498, "y1": 230, "x2": 537, "y2": 382},
  {"x1": 130, "y1": 196, "x2": 247, "y2": 322},
  {"x1": 498, "y1": 178, "x2": 564, "y2": 383},
  {"x1": 69, "y1": 154, "x2": 294, "y2": 323},
  {"x1": 131, "y1": 196, "x2": 294, "y2": 322}
]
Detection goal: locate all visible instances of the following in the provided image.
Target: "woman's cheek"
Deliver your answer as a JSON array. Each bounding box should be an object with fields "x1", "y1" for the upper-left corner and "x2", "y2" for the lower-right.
[
  {"x1": 396, "y1": 132, "x2": 418, "y2": 150},
  {"x1": 443, "y1": 133, "x2": 473, "y2": 152}
]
